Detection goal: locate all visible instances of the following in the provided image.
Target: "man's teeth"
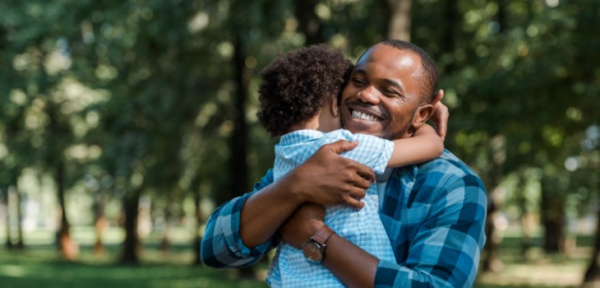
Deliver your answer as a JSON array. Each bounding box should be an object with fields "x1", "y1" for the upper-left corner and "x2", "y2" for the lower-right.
[{"x1": 351, "y1": 110, "x2": 380, "y2": 122}]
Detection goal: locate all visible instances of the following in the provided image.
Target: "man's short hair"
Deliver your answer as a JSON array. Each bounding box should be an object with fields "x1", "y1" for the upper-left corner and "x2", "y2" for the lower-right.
[
  {"x1": 380, "y1": 40, "x2": 439, "y2": 103},
  {"x1": 257, "y1": 44, "x2": 353, "y2": 137}
]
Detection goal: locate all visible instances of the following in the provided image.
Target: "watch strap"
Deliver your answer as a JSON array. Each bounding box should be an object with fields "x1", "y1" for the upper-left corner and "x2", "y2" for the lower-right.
[{"x1": 311, "y1": 225, "x2": 335, "y2": 245}]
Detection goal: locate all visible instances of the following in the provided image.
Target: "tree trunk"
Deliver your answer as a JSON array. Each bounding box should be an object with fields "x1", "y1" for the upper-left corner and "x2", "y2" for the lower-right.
[
  {"x1": 230, "y1": 31, "x2": 251, "y2": 202},
  {"x1": 483, "y1": 186, "x2": 502, "y2": 272},
  {"x1": 526, "y1": 0, "x2": 535, "y2": 25},
  {"x1": 13, "y1": 184, "x2": 24, "y2": 250},
  {"x1": 516, "y1": 173, "x2": 532, "y2": 256},
  {"x1": 386, "y1": 0, "x2": 412, "y2": 41},
  {"x1": 2, "y1": 188, "x2": 12, "y2": 249},
  {"x1": 121, "y1": 187, "x2": 142, "y2": 265},
  {"x1": 231, "y1": 30, "x2": 254, "y2": 279},
  {"x1": 47, "y1": 101, "x2": 77, "y2": 259},
  {"x1": 584, "y1": 179, "x2": 600, "y2": 283},
  {"x1": 56, "y1": 161, "x2": 79, "y2": 260},
  {"x1": 193, "y1": 185, "x2": 203, "y2": 265},
  {"x1": 442, "y1": 0, "x2": 459, "y2": 74},
  {"x1": 540, "y1": 177, "x2": 566, "y2": 254},
  {"x1": 159, "y1": 199, "x2": 172, "y2": 254},
  {"x1": 294, "y1": 0, "x2": 325, "y2": 46},
  {"x1": 496, "y1": 0, "x2": 507, "y2": 33},
  {"x1": 482, "y1": 135, "x2": 506, "y2": 272},
  {"x1": 93, "y1": 193, "x2": 107, "y2": 255}
]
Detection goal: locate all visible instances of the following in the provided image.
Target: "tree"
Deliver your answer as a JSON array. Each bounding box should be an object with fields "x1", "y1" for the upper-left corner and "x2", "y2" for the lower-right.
[
  {"x1": 584, "y1": 175, "x2": 600, "y2": 283},
  {"x1": 92, "y1": 191, "x2": 107, "y2": 255},
  {"x1": 47, "y1": 102, "x2": 79, "y2": 260},
  {"x1": 294, "y1": 0, "x2": 325, "y2": 45},
  {"x1": 1, "y1": 188, "x2": 11, "y2": 248},
  {"x1": 385, "y1": 0, "x2": 411, "y2": 41}
]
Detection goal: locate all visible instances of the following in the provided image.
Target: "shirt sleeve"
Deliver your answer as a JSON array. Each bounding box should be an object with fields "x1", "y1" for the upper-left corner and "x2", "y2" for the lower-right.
[
  {"x1": 325, "y1": 131, "x2": 394, "y2": 175},
  {"x1": 374, "y1": 174, "x2": 487, "y2": 288},
  {"x1": 200, "y1": 169, "x2": 278, "y2": 269}
]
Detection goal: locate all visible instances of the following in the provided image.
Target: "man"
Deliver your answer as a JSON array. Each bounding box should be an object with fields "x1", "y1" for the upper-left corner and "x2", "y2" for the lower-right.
[{"x1": 202, "y1": 40, "x2": 487, "y2": 288}]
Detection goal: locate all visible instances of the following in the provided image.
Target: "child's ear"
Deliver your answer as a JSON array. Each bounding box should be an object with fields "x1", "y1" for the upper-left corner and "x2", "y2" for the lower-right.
[
  {"x1": 330, "y1": 97, "x2": 339, "y2": 118},
  {"x1": 411, "y1": 104, "x2": 434, "y2": 129}
]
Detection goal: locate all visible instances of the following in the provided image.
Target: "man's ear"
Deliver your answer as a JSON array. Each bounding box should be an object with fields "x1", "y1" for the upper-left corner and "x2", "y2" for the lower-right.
[
  {"x1": 411, "y1": 104, "x2": 435, "y2": 130},
  {"x1": 330, "y1": 97, "x2": 339, "y2": 118},
  {"x1": 412, "y1": 89, "x2": 443, "y2": 129}
]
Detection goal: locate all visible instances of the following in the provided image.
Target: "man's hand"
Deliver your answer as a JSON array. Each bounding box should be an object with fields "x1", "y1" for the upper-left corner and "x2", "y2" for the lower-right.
[
  {"x1": 286, "y1": 140, "x2": 375, "y2": 209},
  {"x1": 278, "y1": 203, "x2": 325, "y2": 249},
  {"x1": 239, "y1": 140, "x2": 372, "y2": 248},
  {"x1": 430, "y1": 89, "x2": 449, "y2": 140},
  {"x1": 280, "y1": 203, "x2": 380, "y2": 288}
]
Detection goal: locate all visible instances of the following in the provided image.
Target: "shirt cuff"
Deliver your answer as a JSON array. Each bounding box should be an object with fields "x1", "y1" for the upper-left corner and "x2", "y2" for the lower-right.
[
  {"x1": 224, "y1": 192, "x2": 277, "y2": 258},
  {"x1": 374, "y1": 259, "x2": 407, "y2": 287}
]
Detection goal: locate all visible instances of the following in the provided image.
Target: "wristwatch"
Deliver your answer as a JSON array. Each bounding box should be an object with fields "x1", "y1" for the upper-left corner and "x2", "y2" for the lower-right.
[{"x1": 302, "y1": 225, "x2": 335, "y2": 264}]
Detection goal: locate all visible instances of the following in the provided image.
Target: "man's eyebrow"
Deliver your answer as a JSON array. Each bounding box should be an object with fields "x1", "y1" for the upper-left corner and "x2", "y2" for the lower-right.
[{"x1": 353, "y1": 69, "x2": 367, "y2": 75}]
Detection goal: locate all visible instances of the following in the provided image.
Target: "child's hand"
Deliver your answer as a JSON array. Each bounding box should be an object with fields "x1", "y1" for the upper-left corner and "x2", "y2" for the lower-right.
[{"x1": 429, "y1": 90, "x2": 449, "y2": 140}]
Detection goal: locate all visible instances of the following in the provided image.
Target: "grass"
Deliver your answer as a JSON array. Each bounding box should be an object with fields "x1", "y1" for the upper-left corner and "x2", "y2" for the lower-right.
[
  {"x1": 0, "y1": 227, "x2": 267, "y2": 288},
  {"x1": 0, "y1": 227, "x2": 595, "y2": 287},
  {"x1": 0, "y1": 245, "x2": 267, "y2": 288},
  {"x1": 474, "y1": 234, "x2": 593, "y2": 288}
]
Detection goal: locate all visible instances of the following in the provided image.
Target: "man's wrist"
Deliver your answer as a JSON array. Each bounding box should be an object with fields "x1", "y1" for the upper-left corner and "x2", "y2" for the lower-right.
[
  {"x1": 307, "y1": 219, "x2": 326, "y2": 238},
  {"x1": 302, "y1": 224, "x2": 335, "y2": 264},
  {"x1": 284, "y1": 167, "x2": 308, "y2": 204}
]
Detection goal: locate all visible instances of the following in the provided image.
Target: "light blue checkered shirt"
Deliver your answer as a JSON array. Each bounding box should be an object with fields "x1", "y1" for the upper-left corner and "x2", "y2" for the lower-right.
[{"x1": 266, "y1": 129, "x2": 396, "y2": 288}]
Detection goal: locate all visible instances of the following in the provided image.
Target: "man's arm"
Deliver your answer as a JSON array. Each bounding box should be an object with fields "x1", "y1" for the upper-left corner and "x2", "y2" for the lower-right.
[
  {"x1": 278, "y1": 203, "x2": 380, "y2": 287},
  {"x1": 201, "y1": 140, "x2": 376, "y2": 268},
  {"x1": 240, "y1": 140, "x2": 375, "y2": 248},
  {"x1": 279, "y1": 174, "x2": 487, "y2": 288},
  {"x1": 201, "y1": 171, "x2": 276, "y2": 269}
]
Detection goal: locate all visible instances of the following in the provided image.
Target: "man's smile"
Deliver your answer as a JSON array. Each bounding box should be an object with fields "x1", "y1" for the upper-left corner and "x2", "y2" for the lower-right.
[
  {"x1": 346, "y1": 103, "x2": 386, "y2": 123},
  {"x1": 351, "y1": 109, "x2": 381, "y2": 122},
  {"x1": 341, "y1": 101, "x2": 390, "y2": 137}
]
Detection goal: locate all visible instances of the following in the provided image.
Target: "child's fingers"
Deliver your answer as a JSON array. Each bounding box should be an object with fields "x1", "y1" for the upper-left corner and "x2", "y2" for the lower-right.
[
  {"x1": 326, "y1": 140, "x2": 359, "y2": 154},
  {"x1": 343, "y1": 195, "x2": 364, "y2": 209},
  {"x1": 348, "y1": 186, "x2": 366, "y2": 200}
]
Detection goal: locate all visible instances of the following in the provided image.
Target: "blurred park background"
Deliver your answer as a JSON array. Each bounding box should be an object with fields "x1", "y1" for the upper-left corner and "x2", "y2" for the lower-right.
[{"x1": 0, "y1": 0, "x2": 599, "y2": 287}]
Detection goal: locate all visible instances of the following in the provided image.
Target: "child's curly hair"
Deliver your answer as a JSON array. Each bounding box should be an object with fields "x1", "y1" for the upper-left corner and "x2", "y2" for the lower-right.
[{"x1": 257, "y1": 44, "x2": 353, "y2": 137}]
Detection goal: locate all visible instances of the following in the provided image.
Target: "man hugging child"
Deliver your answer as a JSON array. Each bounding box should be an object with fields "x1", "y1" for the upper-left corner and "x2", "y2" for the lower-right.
[{"x1": 257, "y1": 45, "x2": 443, "y2": 287}]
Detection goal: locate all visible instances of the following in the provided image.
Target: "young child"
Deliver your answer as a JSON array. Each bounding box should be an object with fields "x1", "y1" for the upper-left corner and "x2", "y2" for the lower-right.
[{"x1": 257, "y1": 45, "x2": 443, "y2": 287}]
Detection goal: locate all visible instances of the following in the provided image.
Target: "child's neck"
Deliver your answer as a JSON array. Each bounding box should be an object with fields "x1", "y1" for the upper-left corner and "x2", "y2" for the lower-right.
[{"x1": 288, "y1": 111, "x2": 341, "y2": 134}]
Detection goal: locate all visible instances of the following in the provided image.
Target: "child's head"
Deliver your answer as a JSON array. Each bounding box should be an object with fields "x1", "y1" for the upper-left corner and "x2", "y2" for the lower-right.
[{"x1": 257, "y1": 44, "x2": 353, "y2": 137}]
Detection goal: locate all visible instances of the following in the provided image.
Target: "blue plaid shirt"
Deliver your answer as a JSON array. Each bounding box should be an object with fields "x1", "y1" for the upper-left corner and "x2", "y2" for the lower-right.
[{"x1": 201, "y1": 149, "x2": 487, "y2": 288}]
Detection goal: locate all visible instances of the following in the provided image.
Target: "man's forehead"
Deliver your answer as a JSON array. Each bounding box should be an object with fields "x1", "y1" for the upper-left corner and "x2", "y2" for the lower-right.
[{"x1": 355, "y1": 44, "x2": 422, "y2": 80}]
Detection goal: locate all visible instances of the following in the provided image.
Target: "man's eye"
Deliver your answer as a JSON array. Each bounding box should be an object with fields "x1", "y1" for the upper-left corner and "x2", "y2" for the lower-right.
[{"x1": 352, "y1": 79, "x2": 365, "y2": 86}]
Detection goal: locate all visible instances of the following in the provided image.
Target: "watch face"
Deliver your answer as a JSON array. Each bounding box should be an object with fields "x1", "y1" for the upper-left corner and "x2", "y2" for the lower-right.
[{"x1": 302, "y1": 242, "x2": 323, "y2": 263}]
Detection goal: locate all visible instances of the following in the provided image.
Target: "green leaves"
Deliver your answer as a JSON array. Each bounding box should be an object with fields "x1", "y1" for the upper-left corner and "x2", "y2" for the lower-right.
[{"x1": 0, "y1": 0, "x2": 598, "y2": 262}]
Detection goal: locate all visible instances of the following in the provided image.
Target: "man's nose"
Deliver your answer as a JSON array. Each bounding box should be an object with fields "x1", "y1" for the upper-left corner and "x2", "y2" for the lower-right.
[{"x1": 357, "y1": 86, "x2": 380, "y2": 104}]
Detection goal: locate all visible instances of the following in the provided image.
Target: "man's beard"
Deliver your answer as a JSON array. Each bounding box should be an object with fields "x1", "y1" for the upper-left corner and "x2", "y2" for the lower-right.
[{"x1": 386, "y1": 107, "x2": 418, "y2": 140}]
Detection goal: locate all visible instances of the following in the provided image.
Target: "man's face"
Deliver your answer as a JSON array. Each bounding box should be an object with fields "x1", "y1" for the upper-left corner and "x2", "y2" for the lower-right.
[{"x1": 341, "y1": 44, "x2": 425, "y2": 140}]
